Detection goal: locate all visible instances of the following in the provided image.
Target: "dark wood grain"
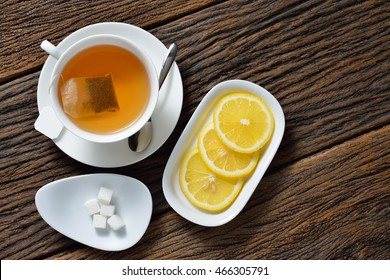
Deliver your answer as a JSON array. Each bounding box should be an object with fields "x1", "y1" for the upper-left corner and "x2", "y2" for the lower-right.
[
  {"x1": 66, "y1": 125, "x2": 389, "y2": 260},
  {"x1": 0, "y1": 0, "x2": 223, "y2": 83},
  {"x1": 1, "y1": 0, "x2": 389, "y2": 260},
  {"x1": 153, "y1": 0, "x2": 390, "y2": 167},
  {"x1": 5, "y1": 125, "x2": 387, "y2": 260}
]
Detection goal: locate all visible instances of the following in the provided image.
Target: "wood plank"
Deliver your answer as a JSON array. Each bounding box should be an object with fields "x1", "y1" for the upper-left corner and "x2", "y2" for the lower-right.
[
  {"x1": 152, "y1": 0, "x2": 390, "y2": 167},
  {"x1": 16, "y1": 125, "x2": 390, "y2": 260},
  {"x1": 0, "y1": 70, "x2": 388, "y2": 258},
  {"x1": 0, "y1": 0, "x2": 223, "y2": 83},
  {"x1": 1, "y1": 0, "x2": 389, "y2": 259}
]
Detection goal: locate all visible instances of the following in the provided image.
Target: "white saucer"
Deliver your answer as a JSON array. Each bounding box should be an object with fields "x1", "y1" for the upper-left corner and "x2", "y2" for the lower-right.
[{"x1": 37, "y1": 22, "x2": 183, "y2": 167}]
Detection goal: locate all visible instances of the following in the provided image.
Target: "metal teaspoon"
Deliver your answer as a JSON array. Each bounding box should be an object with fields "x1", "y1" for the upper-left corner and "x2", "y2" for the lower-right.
[{"x1": 128, "y1": 43, "x2": 178, "y2": 152}]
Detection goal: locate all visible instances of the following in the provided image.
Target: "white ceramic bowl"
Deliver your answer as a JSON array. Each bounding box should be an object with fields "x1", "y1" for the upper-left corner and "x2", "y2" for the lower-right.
[{"x1": 162, "y1": 80, "x2": 285, "y2": 227}]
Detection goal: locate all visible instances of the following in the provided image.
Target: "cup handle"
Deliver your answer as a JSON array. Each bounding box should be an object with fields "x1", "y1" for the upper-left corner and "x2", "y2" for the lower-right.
[
  {"x1": 40, "y1": 40, "x2": 62, "y2": 60},
  {"x1": 34, "y1": 106, "x2": 64, "y2": 140}
]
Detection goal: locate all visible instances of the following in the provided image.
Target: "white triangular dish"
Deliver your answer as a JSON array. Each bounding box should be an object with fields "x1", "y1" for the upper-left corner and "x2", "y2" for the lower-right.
[{"x1": 35, "y1": 174, "x2": 152, "y2": 251}]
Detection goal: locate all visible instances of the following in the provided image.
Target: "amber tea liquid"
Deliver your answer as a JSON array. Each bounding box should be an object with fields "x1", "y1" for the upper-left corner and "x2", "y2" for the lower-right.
[{"x1": 58, "y1": 45, "x2": 150, "y2": 134}]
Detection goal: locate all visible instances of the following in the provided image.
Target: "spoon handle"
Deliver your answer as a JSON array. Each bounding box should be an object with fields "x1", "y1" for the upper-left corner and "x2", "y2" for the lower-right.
[{"x1": 158, "y1": 43, "x2": 178, "y2": 89}]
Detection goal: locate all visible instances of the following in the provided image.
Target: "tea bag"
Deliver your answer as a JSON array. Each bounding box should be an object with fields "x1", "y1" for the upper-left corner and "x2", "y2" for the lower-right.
[{"x1": 60, "y1": 73, "x2": 119, "y2": 119}]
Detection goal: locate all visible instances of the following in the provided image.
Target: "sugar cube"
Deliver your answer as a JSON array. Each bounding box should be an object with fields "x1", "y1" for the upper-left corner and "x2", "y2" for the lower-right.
[
  {"x1": 107, "y1": 215, "x2": 125, "y2": 231},
  {"x1": 98, "y1": 186, "x2": 113, "y2": 205},
  {"x1": 84, "y1": 199, "x2": 100, "y2": 215},
  {"x1": 92, "y1": 214, "x2": 107, "y2": 229},
  {"x1": 100, "y1": 204, "x2": 115, "y2": 217},
  {"x1": 85, "y1": 186, "x2": 126, "y2": 231}
]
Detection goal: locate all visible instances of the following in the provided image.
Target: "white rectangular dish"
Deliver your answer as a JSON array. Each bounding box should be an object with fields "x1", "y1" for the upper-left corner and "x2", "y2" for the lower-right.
[{"x1": 162, "y1": 80, "x2": 285, "y2": 226}]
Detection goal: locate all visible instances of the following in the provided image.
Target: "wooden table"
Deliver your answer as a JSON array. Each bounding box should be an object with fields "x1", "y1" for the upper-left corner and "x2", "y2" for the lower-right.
[{"x1": 1, "y1": 0, "x2": 389, "y2": 260}]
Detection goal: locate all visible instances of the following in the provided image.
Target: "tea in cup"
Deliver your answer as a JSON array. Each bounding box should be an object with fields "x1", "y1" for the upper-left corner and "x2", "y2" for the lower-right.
[{"x1": 40, "y1": 34, "x2": 158, "y2": 143}]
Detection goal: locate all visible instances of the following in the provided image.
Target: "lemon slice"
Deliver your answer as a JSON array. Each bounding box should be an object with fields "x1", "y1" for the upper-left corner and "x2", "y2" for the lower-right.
[
  {"x1": 179, "y1": 148, "x2": 244, "y2": 211},
  {"x1": 198, "y1": 122, "x2": 260, "y2": 178},
  {"x1": 213, "y1": 92, "x2": 274, "y2": 153}
]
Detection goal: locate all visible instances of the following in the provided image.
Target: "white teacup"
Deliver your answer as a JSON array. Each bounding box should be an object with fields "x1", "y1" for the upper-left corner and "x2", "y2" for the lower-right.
[{"x1": 37, "y1": 34, "x2": 158, "y2": 143}]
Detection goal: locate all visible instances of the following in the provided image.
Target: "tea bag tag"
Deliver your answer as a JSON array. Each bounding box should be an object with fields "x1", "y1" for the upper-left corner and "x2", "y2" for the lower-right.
[{"x1": 34, "y1": 106, "x2": 64, "y2": 139}]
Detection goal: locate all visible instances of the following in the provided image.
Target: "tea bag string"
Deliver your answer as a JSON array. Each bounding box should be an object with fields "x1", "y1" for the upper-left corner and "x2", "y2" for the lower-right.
[{"x1": 48, "y1": 74, "x2": 64, "y2": 95}]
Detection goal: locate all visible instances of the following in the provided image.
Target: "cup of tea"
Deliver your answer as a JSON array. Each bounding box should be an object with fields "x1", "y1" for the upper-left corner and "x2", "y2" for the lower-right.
[{"x1": 38, "y1": 34, "x2": 159, "y2": 143}]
